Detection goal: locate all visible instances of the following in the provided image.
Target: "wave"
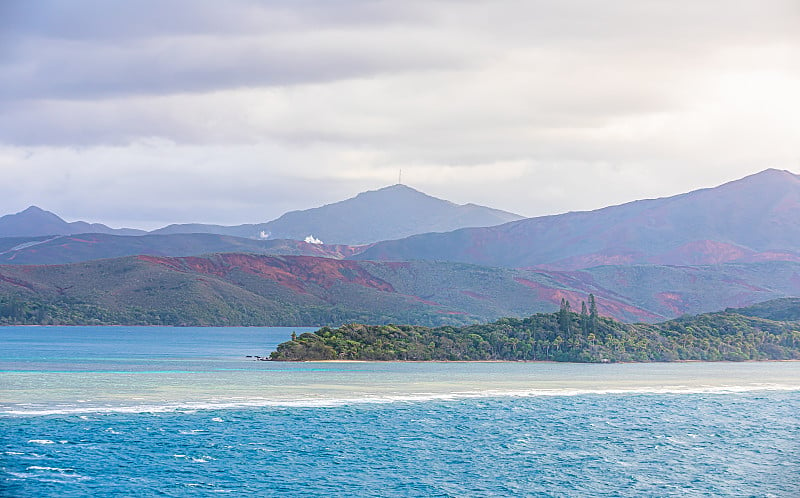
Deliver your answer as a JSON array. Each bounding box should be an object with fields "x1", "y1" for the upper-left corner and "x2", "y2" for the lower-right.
[{"x1": 3, "y1": 383, "x2": 799, "y2": 416}]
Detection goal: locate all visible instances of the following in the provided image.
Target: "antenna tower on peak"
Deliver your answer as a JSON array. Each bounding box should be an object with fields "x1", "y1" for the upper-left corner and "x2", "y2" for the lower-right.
[{"x1": 398, "y1": 168, "x2": 402, "y2": 185}]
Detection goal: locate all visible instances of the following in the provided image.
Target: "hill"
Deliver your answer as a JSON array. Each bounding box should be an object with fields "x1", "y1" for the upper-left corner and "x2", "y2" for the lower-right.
[
  {"x1": 727, "y1": 298, "x2": 800, "y2": 322},
  {"x1": 152, "y1": 184, "x2": 523, "y2": 244},
  {"x1": 0, "y1": 233, "x2": 364, "y2": 265},
  {"x1": 270, "y1": 303, "x2": 800, "y2": 362},
  {"x1": 0, "y1": 206, "x2": 144, "y2": 237},
  {"x1": 353, "y1": 169, "x2": 800, "y2": 269},
  {"x1": 1, "y1": 254, "x2": 799, "y2": 326}
]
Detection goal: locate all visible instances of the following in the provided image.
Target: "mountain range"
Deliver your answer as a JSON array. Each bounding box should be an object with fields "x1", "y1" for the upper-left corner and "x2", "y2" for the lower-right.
[
  {"x1": 355, "y1": 169, "x2": 800, "y2": 269},
  {"x1": 4, "y1": 169, "x2": 799, "y2": 271},
  {"x1": 1, "y1": 169, "x2": 798, "y2": 326},
  {"x1": 0, "y1": 184, "x2": 522, "y2": 245}
]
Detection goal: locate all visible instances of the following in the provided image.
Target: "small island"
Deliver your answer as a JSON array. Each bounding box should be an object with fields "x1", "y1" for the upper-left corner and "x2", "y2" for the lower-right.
[{"x1": 270, "y1": 298, "x2": 800, "y2": 362}]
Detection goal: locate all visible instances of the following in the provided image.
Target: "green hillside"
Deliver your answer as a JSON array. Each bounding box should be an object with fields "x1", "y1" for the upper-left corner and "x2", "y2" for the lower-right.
[
  {"x1": 1, "y1": 253, "x2": 800, "y2": 326},
  {"x1": 727, "y1": 298, "x2": 800, "y2": 322},
  {"x1": 271, "y1": 302, "x2": 800, "y2": 362}
]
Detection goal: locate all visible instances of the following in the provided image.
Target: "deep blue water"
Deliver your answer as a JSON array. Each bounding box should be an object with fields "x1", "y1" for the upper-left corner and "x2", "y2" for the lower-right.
[{"x1": 2, "y1": 327, "x2": 799, "y2": 496}]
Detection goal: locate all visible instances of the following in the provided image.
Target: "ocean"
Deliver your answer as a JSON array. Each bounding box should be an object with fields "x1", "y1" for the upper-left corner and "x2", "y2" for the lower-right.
[{"x1": 1, "y1": 326, "x2": 799, "y2": 496}]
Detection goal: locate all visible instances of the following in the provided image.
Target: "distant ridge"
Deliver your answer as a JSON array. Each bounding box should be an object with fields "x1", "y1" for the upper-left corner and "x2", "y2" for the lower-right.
[
  {"x1": 1, "y1": 253, "x2": 799, "y2": 325},
  {"x1": 353, "y1": 169, "x2": 800, "y2": 269},
  {"x1": 0, "y1": 206, "x2": 144, "y2": 237},
  {"x1": 0, "y1": 232, "x2": 364, "y2": 265},
  {"x1": 151, "y1": 184, "x2": 524, "y2": 244}
]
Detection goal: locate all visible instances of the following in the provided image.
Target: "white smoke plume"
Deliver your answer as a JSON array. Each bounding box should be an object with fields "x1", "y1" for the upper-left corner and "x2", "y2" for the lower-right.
[{"x1": 304, "y1": 235, "x2": 323, "y2": 245}]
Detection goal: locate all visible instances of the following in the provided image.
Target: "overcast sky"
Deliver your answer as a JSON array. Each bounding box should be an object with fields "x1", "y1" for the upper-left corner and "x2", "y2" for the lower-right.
[{"x1": 1, "y1": 0, "x2": 798, "y2": 229}]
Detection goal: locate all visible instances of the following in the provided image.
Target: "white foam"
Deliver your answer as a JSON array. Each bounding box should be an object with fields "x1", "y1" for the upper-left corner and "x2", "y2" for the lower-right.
[
  {"x1": 27, "y1": 439, "x2": 55, "y2": 444},
  {"x1": 173, "y1": 454, "x2": 214, "y2": 463},
  {"x1": 4, "y1": 383, "x2": 799, "y2": 416},
  {"x1": 27, "y1": 466, "x2": 75, "y2": 472}
]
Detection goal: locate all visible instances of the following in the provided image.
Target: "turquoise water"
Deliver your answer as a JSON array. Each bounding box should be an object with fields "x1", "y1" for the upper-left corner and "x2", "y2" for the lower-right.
[{"x1": 2, "y1": 327, "x2": 799, "y2": 496}]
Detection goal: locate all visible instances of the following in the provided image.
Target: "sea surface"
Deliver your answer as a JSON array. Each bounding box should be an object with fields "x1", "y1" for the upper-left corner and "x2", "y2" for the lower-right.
[{"x1": 1, "y1": 326, "x2": 799, "y2": 496}]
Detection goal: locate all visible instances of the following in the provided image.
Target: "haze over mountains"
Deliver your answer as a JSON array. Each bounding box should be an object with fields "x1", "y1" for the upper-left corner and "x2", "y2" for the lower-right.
[
  {"x1": 0, "y1": 206, "x2": 145, "y2": 237},
  {"x1": 0, "y1": 184, "x2": 522, "y2": 245},
  {"x1": 153, "y1": 184, "x2": 524, "y2": 244},
  {"x1": 356, "y1": 169, "x2": 800, "y2": 269},
  {"x1": 1, "y1": 169, "x2": 799, "y2": 325},
  {"x1": 0, "y1": 233, "x2": 361, "y2": 266}
]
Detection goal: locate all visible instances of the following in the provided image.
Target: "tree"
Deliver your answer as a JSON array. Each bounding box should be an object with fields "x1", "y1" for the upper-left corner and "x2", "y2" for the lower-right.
[
  {"x1": 580, "y1": 301, "x2": 589, "y2": 334},
  {"x1": 588, "y1": 294, "x2": 598, "y2": 334},
  {"x1": 558, "y1": 298, "x2": 572, "y2": 336}
]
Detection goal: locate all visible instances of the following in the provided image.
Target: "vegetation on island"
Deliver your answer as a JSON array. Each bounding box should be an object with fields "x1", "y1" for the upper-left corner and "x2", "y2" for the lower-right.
[{"x1": 270, "y1": 296, "x2": 800, "y2": 362}]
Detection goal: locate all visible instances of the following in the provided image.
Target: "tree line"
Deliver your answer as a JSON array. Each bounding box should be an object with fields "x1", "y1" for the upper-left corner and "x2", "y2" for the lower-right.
[{"x1": 271, "y1": 296, "x2": 800, "y2": 362}]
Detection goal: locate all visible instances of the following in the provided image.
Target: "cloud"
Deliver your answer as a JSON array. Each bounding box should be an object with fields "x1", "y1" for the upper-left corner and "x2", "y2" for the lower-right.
[{"x1": 0, "y1": 1, "x2": 798, "y2": 228}]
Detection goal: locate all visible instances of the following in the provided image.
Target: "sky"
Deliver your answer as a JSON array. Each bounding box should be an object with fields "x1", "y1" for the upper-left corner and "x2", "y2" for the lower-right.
[{"x1": 1, "y1": 0, "x2": 798, "y2": 230}]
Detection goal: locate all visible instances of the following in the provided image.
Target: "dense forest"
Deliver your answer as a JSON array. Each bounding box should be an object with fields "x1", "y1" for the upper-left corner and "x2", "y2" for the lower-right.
[
  {"x1": 0, "y1": 294, "x2": 445, "y2": 327},
  {"x1": 270, "y1": 297, "x2": 800, "y2": 362}
]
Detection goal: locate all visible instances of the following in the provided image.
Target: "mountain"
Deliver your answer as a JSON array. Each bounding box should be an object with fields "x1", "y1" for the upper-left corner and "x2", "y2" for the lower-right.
[
  {"x1": 353, "y1": 169, "x2": 800, "y2": 269},
  {"x1": 0, "y1": 206, "x2": 144, "y2": 237},
  {"x1": 0, "y1": 233, "x2": 365, "y2": 265},
  {"x1": 1, "y1": 253, "x2": 799, "y2": 326},
  {"x1": 152, "y1": 184, "x2": 524, "y2": 244}
]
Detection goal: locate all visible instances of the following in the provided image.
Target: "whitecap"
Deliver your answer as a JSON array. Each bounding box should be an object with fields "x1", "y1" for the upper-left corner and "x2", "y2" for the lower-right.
[
  {"x1": 27, "y1": 466, "x2": 75, "y2": 472},
  {"x1": 27, "y1": 439, "x2": 55, "y2": 444},
  {"x1": 178, "y1": 429, "x2": 207, "y2": 434}
]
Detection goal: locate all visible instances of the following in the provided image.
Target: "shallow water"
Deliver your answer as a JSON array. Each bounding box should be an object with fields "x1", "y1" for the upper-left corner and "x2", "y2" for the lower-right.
[{"x1": 2, "y1": 326, "x2": 799, "y2": 496}]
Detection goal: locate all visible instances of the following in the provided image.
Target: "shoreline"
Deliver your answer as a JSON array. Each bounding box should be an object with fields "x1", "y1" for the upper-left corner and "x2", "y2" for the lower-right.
[{"x1": 273, "y1": 358, "x2": 800, "y2": 364}]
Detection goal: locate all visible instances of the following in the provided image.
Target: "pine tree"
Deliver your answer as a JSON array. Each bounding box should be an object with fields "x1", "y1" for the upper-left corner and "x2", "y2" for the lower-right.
[
  {"x1": 581, "y1": 301, "x2": 589, "y2": 334},
  {"x1": 588, "y1": 294, "x2": 598, "y2": 334},
  {"x1": 558, "y1": 298, "x2": 572, "y2": 336}
]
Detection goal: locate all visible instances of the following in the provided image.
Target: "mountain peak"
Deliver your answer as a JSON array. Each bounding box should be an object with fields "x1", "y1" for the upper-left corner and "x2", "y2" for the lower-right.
[
  {"x1": 731, "y1": 168, "x2": 799, "y2": 184},
  {"x1": 0, "y1": 206, "x2": 144, "y2": 237},
  {"x1": 755, "y1": 167, "x2": 797, "y2": 178},
  {"x1": 7, "y1": 206, "x2": 65, "y2": 223},
  {"x1": 709, "y1": 168, "x2": 800, "y2": 196},
  {"x1": 255, "y1": 183, "x2": 522, "y2": 244},
  {"x1": 19, "y1": 205, "x2": 48, "y2": 214},
  {"x1": 361, "y1": 183, "x2": 430, "y2": 197}
]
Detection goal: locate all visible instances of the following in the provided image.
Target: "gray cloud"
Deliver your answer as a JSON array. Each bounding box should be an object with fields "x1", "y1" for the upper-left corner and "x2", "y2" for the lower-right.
[{"x1": 0, "y1": 1, "x2": 798, "y2": 227}]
